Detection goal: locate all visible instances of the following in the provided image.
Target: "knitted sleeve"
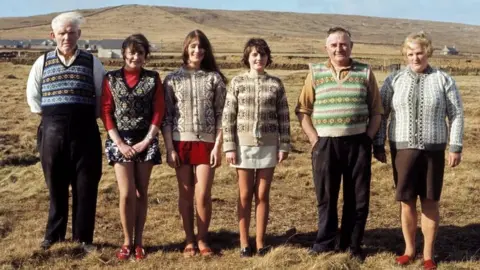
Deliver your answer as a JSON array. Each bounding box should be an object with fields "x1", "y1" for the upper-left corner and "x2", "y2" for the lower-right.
[
  {"x1": 213, "y1": 73, "x2": 227, "y2": 130},
  {"x1": 151, "y1": 74, "x2": 165, "y2": 128},
  {"x1": 100, "y1": 75, "x2": 116, "y2": 131},
  {"x1": 222, "y1": 77, "x2": 238, "y2": 152},
  {"x1": 373, "y1": 73, "x2": 395, "y2": 152},
  {"x1": 444, "y1": 75, "x2": 464, "y2": 153},
  {"x1": 276, "y1": 79, "x2": 291, "y2": 152},
  {"x1": 162, "y1": 74, "x2": 175, "y2": 130}
]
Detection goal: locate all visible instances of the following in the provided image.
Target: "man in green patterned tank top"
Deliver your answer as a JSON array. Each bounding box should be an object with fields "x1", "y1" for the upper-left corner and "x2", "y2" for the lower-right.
[{"x1": 295, "y1": 27, "x2": 383, "y2": 260}]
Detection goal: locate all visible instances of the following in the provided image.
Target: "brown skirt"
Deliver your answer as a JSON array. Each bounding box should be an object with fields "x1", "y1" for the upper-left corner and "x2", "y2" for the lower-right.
[{"x1": 391, "y1": 149, "x2": 445, "y2": 201}]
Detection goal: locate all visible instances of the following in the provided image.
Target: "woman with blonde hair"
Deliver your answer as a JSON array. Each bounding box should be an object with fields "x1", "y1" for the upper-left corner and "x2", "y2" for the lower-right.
[
  {"x1": 223, "y1": 38, "x2": 290, "y2": 257},
  {"x1": 161, "y1": 29, "x2": 226, "y2": 257},
  {"x1": 373, "y1": 31, "x2": 464, "y2": 270}
]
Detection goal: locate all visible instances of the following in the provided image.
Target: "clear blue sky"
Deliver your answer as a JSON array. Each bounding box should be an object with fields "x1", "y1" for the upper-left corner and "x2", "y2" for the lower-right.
[{"x1": 2, "y1": 0, "x2": 480, "y2": 26}]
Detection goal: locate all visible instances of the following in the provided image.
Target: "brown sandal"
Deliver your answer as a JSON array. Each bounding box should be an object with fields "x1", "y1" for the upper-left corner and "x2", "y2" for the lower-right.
[
  {"x1": 199, "y1": 247, "x2": 213, "y2": 257},
  {"x1": 183, "y1": 246, "x2": 197, "y2": 258}
]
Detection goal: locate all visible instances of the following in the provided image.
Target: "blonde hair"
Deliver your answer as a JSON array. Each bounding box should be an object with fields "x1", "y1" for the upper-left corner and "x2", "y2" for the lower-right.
[
  {"x1": 401, "y1": 31, "x2": 433, "y2": 57},
  {"x1": 51, "y1": 12, "x2": 84, "y2": 31}
]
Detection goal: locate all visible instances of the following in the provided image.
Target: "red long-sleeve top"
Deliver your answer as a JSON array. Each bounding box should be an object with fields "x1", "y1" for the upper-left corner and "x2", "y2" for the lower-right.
[{"x1": 101, "y1": 68, "x2": 165, "y2": 131}]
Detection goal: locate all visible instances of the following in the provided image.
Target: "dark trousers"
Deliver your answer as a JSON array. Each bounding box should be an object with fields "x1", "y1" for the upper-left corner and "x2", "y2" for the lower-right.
[
  {"x1": 311, "y1": 133, "x2": 372, "y2": 252},
  {"x1": 37, "y1": 115, "x2": 102, "y2": 243}
]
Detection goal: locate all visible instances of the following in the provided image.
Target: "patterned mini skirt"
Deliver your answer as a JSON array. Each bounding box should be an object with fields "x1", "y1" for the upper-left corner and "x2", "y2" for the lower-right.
[{"x1": 105, "y1": 133, "x2": 162, "y2": 166}]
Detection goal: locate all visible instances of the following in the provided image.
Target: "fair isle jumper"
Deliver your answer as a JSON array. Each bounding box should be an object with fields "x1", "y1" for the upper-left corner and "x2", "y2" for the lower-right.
[
  {"x1": 222, "y1": 72, "x2": 291, "y2": 152},
  {"x1": 163, "y1": 67, "x2": 226, "y2": 143},
  {"x1": 373, "y1": 66, "x2": 464, "y2": 153},
  {"x1": 107, "y1": 68, "x2": 159, "y2": 135},
  {"x1": 41, "y1": 50, "x2": 95, "y2": 116},
  {"x1": 310, "y1": 62, "x2": 370, "y2": 137}
]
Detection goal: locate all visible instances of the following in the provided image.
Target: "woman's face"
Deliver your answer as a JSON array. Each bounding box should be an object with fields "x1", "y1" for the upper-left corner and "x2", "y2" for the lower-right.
[
  {"x1": 406, "y1": 42, "x2": 429, "y2": 73},
  {"x1": 187, "y1": 38, "x2": 205, "y2": 65},
  {"x1": 124, "y1": 47, "x2": 145, "y2": 70},
  {"x1": 248, "y1": 47, "x2": 268, "y2": 73}
]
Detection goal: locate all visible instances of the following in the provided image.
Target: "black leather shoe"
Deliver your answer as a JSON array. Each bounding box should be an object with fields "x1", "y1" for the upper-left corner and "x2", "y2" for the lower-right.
[
  {"x1": 257, "y1": 246, "x2": 272, "y2": 256},
  {"x1": 240, "y1": 246, "x2": 253, "y2": 258},
  {"x1": 350, "y1": 247, "x2": 366, "y2": 262},
  {"x1": 40, "y1": 239, "x2": 54, "y2": 250}
]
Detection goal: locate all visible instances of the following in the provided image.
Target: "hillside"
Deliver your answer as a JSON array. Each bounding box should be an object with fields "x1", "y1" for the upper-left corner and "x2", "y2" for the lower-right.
[{"x1": 0, "y1": 5, "x2": 479, "y2": 54}]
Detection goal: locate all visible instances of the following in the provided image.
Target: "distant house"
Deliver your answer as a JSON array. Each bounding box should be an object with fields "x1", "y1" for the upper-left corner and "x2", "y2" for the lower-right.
[
  {"x1": 0, "y1": 40, "x2": 19, "y2": 48},
  {"x1": 442, "y1": 45, "x2": 459, "y2": 55},
  {"x1": 28, "y1": 39, "x2": 55, "y2": 49},
  {"x1": 97, "y1": 39, "x2": 124, "y2": 58}
]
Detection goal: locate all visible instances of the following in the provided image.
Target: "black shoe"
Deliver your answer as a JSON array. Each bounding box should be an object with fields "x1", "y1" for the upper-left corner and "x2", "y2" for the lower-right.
[
  {"x1": 40, "y1": 239, "x2": 54, "y2": 250},
  {"x1": 350, "y1": 247, "x2": 366, "y2": 262},
  {"x1": 79, "y1": 242, "x2": 96, "y2": 253},
  {"x1": 308, "y1": 247, "x2": 334, "y2": 256},
  {"x1": 240, "y1": 247, "x2": 253, "y2": 258},
  {"x1": 257, "y1": 246, "x2": 272, "y2": 256}
]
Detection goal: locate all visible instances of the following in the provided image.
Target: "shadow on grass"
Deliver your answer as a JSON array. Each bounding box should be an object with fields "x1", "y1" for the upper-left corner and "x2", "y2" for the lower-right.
[
  {"x1": 364, "y1": 223, "x2": 480, "y2": 262},
  {"x1": 260, "y1": 223, "x2": 480, "y2": 262},
  {"x1": 147, "y1": 230, "x2": 239, "y2": 256}
]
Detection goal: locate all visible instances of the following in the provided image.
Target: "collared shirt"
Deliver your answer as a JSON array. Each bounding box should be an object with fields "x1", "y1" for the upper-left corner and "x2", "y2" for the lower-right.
[
  {"x1": 26, "y1": 47, "x2": 105, "y2": 117},
  {"x1": 295, "y1": 59, "x2": 383, "y2": 116}
]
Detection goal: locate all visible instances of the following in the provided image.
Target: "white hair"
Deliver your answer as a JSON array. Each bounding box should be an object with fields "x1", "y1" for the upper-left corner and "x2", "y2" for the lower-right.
[{"x1": 51, "y1": 11, "x2": 85, "y2": 31}]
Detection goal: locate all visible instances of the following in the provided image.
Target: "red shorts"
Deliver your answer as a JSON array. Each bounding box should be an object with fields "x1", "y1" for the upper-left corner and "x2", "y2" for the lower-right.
[{"x1": 173, "y1": 141, "x2": 214, "y2": 165}]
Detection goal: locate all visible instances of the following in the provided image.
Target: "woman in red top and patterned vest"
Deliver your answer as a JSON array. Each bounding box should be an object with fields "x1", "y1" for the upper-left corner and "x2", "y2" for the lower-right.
[
  {"x1": 161, "y1": 30, "x2": 226, "y2": 257},
  {"x1": 100, "y1": 34, "x2": 165, "y2": 261}
]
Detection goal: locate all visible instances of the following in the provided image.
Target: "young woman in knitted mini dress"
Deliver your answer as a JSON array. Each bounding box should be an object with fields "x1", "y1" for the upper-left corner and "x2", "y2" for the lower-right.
[
  {"x1": 161, "y1": 30, "x2": 227, "y2": 257},
  {"x1": 101, "y1": 34, "x2": 164, "y2": 261},
  {"x1": 222, "y1": 38, "x2": 291, "y2": 257}
]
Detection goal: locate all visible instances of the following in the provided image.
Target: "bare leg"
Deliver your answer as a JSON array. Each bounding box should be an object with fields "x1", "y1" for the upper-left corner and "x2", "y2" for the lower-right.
[
  {"x1": 114, "y1": 162, "x2": 136, "y2": 247},
  {"x1": 254, "y1": 168, "x2": 274, "y2": 249},
  {"x1": 400, "y1": 200, "x2": 418, "y2": 257},
  {"x1": 133, "y1": 162, "x2": 153, "y2": 247},
  {"x1": 194, "y1": 164, "x2": 215, "y2": 250},
  {"x1": 176, "y1": 165, "x2": 196, "y2": 247},
  {"x1": 237, "y1": 169, "x2": 255, "y2": 248},
  {"x1": 420, "y1": 198, "x2": 439, "y2": 261}
]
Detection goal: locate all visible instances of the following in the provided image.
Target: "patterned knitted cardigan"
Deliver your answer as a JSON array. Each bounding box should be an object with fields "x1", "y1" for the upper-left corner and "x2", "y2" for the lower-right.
[{"x1": 373, "y1": 66, "x2": 464, "y2": 153}]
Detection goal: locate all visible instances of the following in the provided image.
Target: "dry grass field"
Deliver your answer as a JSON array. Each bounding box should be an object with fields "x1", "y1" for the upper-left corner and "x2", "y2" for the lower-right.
[
  {"x1": 2, "y1": 5, "x2": 480, "y2": 54},
  {"x1": 0, "y1": 61, "x2": 479, "y2": 269}
]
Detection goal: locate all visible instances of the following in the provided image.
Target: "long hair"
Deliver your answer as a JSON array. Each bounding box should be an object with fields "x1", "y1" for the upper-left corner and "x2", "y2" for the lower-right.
[{"x1": 182, "y1": 29, "x2": 226, "y2": 83}]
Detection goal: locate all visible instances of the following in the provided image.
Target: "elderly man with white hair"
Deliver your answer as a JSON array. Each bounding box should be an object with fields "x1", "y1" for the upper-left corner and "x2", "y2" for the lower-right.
[{"x1": 26, "y1": 11, "x2": 105, "y2": 251}]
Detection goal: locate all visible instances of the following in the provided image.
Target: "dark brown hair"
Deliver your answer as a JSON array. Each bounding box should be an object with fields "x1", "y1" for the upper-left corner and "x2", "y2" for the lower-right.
[
  {"x1": 121, "y1": 33, "x2": 151, "y2": 59},
  {"x1": 241, "y1": 38, "x2": 272, "y2": 68},
  {"x1": 327, "y1": 27, "x2": 351, "y2": 38},
  {"x1": 182, "y1": 29, "x2": 226, "y2": 82}
]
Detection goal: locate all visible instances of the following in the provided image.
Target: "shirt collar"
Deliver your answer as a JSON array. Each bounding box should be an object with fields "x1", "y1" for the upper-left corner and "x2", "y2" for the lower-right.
[{"x1": 55, "y1": 47, "x2": 80, "y2": 66}]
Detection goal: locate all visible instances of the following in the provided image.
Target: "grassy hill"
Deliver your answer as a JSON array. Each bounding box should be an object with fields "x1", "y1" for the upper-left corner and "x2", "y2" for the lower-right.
[{"x1": 1, "y1": 5, "x2": 480, "y2": 54}]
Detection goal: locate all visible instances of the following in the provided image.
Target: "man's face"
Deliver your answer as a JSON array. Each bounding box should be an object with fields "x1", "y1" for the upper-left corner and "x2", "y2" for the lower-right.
[
  {"x1": 50, "y1": 23, "x2": 81, "y2": 56},
  {"x1": 325, "y1": 32, "x2": 352, "y2": 66}
]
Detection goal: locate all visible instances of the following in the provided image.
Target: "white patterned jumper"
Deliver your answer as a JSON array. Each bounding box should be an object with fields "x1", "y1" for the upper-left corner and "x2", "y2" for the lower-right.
[
  {"x1": 163, "y1": 67, "x2": 226, "y2": 143},
  {"x1": 222, "y1": 71, "x2": 291, "y2": 153},
  {"x1": 373, "y1": 66, "x2": 464, "y2": 153}
]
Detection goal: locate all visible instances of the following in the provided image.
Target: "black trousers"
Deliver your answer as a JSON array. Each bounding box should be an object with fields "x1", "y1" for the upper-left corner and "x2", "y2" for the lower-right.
[
  {"x1": 37, "y1": 115, "x2": 102, "y2": 243},
  {"x1": 311, "y1": 133, "x2": 372, "y2": 252}
]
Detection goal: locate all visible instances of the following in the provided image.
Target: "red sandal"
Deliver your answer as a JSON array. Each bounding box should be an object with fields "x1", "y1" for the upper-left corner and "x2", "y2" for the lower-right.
[
  {"x1": 423, "y1": 259, "x2": 437, "y2": 270},
  {"x1": 116, "y1": 245, "x2": 131, "y2": 261},
  {"x1": 395, "y1": 254, "x2": 414, "y2": 265},
  {"x1": 135, "y1": 245, "x2": 146, "y2": 261}
]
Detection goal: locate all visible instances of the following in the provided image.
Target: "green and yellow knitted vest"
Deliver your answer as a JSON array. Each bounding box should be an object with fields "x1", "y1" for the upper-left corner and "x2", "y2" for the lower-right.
[{"x1": 310, "y1": 62, "x2": 370, "y2": 137}]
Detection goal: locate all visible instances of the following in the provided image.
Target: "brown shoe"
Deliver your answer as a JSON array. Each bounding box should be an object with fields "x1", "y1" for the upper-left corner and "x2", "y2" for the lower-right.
[
  {"x1": 199, "y1": 247, "x2": 213, "y2": 257},
  {"x1": 183, "y1": 246, "x2": 197, "y2": 258}
]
